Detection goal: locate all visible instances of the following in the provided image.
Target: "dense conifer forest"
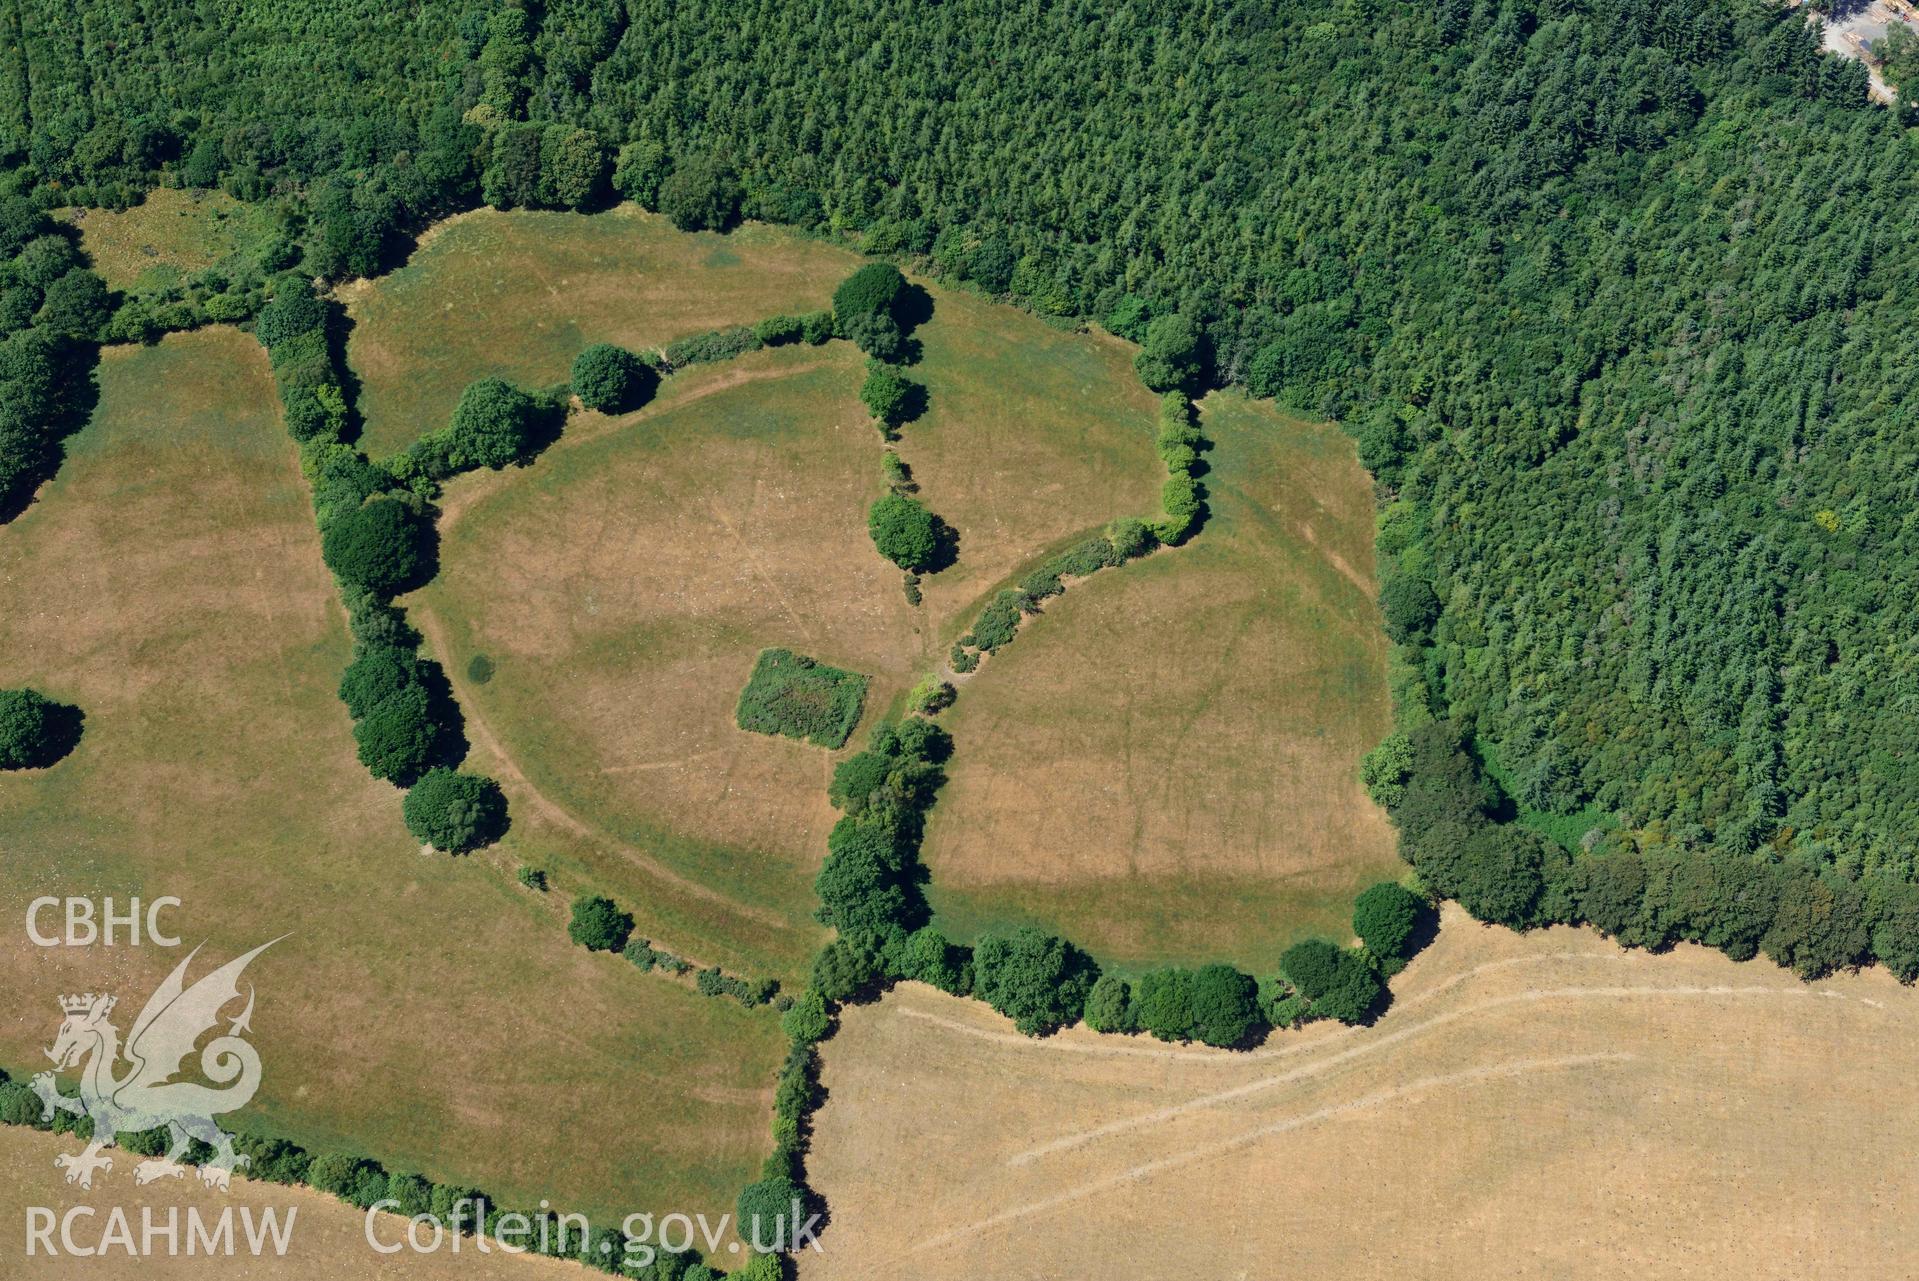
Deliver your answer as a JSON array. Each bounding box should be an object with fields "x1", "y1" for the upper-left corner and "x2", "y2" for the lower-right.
[{"x1": 7, "y1": 0, "x2": 1916, "y2": 896}]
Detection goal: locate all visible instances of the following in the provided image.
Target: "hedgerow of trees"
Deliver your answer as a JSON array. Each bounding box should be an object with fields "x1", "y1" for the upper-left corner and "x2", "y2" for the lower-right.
[
  {"x1": 254, "y1": 274, "x2": 507, "y2": 852},
  {"x1": 0, "y1": 1063, "x2": 740, "y2": 1277}
]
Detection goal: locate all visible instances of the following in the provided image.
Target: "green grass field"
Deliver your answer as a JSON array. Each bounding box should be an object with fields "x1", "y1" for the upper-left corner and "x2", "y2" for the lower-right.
[
  {"x1": 0, "y1": 328, "x2": 784, "y2": 1225},
  {"x1": 921, "y1": 393, "x2": 1403, "y2": 974},
  {"x1": 65, "y1": 188, "x2": 272, "y2": 291},
  {"x1": 342, "y1": 206, "x2": 865, "y2": 459}
]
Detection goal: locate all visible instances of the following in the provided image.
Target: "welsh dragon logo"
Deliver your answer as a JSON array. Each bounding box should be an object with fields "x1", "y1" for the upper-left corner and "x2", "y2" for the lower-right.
[{"x1": 30, "y1": 939, "x2": 281, "y2": 1192}]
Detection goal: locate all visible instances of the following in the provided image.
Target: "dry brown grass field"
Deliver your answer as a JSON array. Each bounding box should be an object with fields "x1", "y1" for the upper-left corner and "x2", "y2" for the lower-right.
[
  {"x1": 922, "y1": 392, "x2": 1400, "y2": 972},
  {"x1": 898, "y1": 287, "x2": 1165, "y2": 627},
  {"x1": 342, "y1": 206, "x2": 867, "y2": 459},
  {"x1": 0, "y1": 1127, "x2": 575, "y2": 1279},
  {"x1": 412, "y1": 343, "x2": 916, "y2": 981},
  {"x1": 0, "y1": 328, "x2": 785, "y2": 1225},
  {"x1": 390, "y1": 217, "x2": 1171, "y2": 982},
  {"x1": 803, "y1": 904, "x2": 1919, "y2": 1280}
]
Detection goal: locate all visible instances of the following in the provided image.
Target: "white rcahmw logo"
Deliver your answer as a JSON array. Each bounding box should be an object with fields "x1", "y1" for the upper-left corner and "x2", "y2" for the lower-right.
[{"x1": 30, "y1": 939, "x2": 282, "y2": 1192}]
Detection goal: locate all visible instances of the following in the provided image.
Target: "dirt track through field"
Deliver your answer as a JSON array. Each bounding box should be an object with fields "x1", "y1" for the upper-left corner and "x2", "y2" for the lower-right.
[{"x1": 803, "y1": 905, "x2": 1919, "y2": 1279}]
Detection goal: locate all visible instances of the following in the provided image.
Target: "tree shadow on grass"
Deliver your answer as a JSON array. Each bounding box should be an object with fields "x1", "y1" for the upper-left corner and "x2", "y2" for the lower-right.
[
  {"x1": 32, "y1": 700, "x2": 86, "y2": 768},
  {"x1": 922, "y1": 516, "x2": 962, "y2": 575},
  {"x1": 892, "y1": 283, "x2": 935, "y2": 334},
  {"x1": 0, "y1": 341, "x2": 102, "y2": 526},
  {"x1": 322, "y1": 301, "x2": 365, "y2": 448}
]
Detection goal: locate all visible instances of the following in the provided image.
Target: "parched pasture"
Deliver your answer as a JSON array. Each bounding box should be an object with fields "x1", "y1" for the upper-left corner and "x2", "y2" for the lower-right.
[
  {"x1": 411, "y1": 344, "x2": 918, "y2": 982},
  {"x1": 0, "y1": 329, "x2": 785, "y2": 1226},
  {"x1": 803, "y1": 904, "x2": 1919, "y2": 1279},
  {"x1": 921, "y1": 392, "x2": 1401, "y2": 973},
  {"x1": 382, "y1": 214, "x2": 1188, "y2": 983},
  {"x1": 341, "y1": 206, "x2": 866, "y2": 459},
  {"x1": 895, "y1": 284, "x2": 1165, "y2": 628}
]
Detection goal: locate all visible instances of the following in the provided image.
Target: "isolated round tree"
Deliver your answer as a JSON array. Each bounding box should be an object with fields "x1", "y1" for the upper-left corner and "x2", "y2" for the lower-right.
[
  {"x1": 320, "y1": 497, "x2": 430, "y2": 596},
  {"x1": 0, "y1": 688, "x2": 75, "y2": 769},
  {"x1": 570, "y1": 343, "x2": 647, "y2": 412},
  {"x1": 867, "y1": 493, "x2": 938, "y2": 572},
  {"x1": 449, "y1": 377, "x2": 541, "y2": 469},
  {"x1": 402, "y1": 768, "x2": 507, "y2": 853},
  {"x1": 567, "y1": 894, "x2": 634, "y2": 952}
]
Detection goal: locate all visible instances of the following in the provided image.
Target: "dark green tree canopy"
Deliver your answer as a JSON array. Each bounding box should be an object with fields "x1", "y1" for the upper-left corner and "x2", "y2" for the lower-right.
[
  {"x1": 1083, "y1": 973, "x2": 1136, "y2": 1034},
  {"x1": 737, "y1": 1175, "x2": 807, "y2": 1252},
  {"x1": 255, "y1": 279, "x2": 326, "y2": 348},
  {"x1": 571, "y1": 342, "x2": 651, "y2": 412},
  {"x1": 1379, "y1": 574, "x2": 1441, "y2": 645},
  {"x1": 567, "y1": 894, "x2": 635, "y2": 952},
  {"x1": 448, "y1": 377, "x2": 544, "y2": 470},
  {"x1": 970, "y1": 926, "x2": 1098, "y2": 1036},
  {"x1": 1352, "y1": 882, "x2": 1427, "y2": 962},
  {"x1": 1188, "y1": 963, "x2": 1260, "y2": 1048},
  {"x1": 859, "y1": 361, "x2": 922, "y2": 427},
  {"x1": 1280, "y1": 938, "x2": 1383, "y2": 1025},
  {"x1": 1133, "y1": 313, "x2": 1204, "y2": 392},
  {"x1": 0, "y1": 687, "x2": 82, "y2": 769},
  {"x1": 320, "y1": 497, "x2": 433, "y2": 596},
  {"x1": 657, "y1": 156, "x2": 741, "y2": 231},
  {"x1": 867, "y1": 492, "x2": 939, "y2": 573},
  {"x1": 402, "y1": 768, "x2": 508, "y2": 854},
  {"x1": 833, "y1": 262, "x2": 906, "y2": 324}
]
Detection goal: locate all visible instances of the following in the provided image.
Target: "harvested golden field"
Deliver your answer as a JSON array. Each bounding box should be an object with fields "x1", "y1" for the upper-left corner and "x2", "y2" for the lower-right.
[
  {"x1": 803, "y1": 904, "x2": 1919, "y2": 1279},
  {"x1": 341, "y1": 206, "x2": 866, "y2": 458},
  {"x1": 922, "y1": 392, "x2": 1399, "y2": 972},
  {"x1": 0, "y1": 1127, "x2": 572, "y2": 1279},
  {"x1": 0, "y1": 328, "x2": 784, "y2": 1225}
]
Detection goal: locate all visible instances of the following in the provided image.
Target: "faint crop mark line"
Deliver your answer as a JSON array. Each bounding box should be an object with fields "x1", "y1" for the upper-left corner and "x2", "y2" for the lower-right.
[
  {"x1": 707, "y1": 497, "x2": 816, "y2": 646},
  {"x1": 600, "y1": 749, "x2": 729, "y2": 775},
  {"x1": 1008, "y1": 979, "x2": 1886, "y2": 1168},
  {"x1": 892, "y1": 1053, "x2": 1633, "y2": 1263},
  {"x1": 412, "y1": 607, "x2": 789, "y2": 930}
]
